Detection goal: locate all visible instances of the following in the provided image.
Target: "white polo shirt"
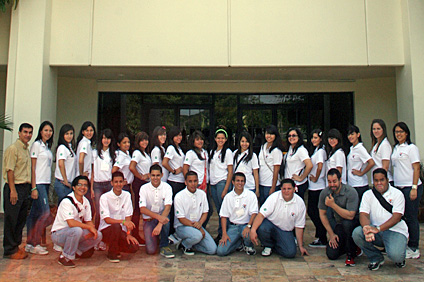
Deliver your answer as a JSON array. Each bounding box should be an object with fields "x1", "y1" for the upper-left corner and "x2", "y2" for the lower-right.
[
  {"x1": 30, "y1": 140, "x2": 53, "y2": 184},
  {"x1": 347, "y1": 143, "x2": 372, "y2": 187},
  {"x1": 391, "y1": 143, "x2": 422, "y2": 187},
  {"x1": 114, "y1": 150, "x2": 134, "y2": 184},
  {"x1": 131, "y1": 149, "x2": 152, "y2": 178},
  {"x1": 258, "y1": 145, "x2": 283, "y2": 186},
  {"x1": 284, "y1": 145, "x2": 310, "y2": 186},
  {"x1": 98, "y1": 189, "x2": 133, "y2": 232},
  {"x1": 51, "y1": 192, "x2": 91, "y2": 232},
  {"x1": 360, "y1": 186, "x2": 408, "y2": 238},
  {"x1": 92, "y1": 149, "x2": 113, "y2": 182},
  {"x1": 54, "y1": 144, "x2": 77, "y2": 183},
  {"x1": 371, "y1": 138, "x2": 393, "y2": 183},
  {"x1": 260, "y1": 192, "x2": 306, "y2": 231},
  {"x1": 308, "y1": 147, "x2": 326, "y2": 191},
  {"x1": 151, "y1": 146, "x2": 169, "y2": 182},
  {"x1": 210, "y1": 148, "x2": 233, "y2": 185},
  {"x1": 174, "y1": 188, "x2": 208, "y2": 229},
  {"x1": 184, "y1": 149, "x2": 209, "y2": 185},
  {"x1": 220, "y1": 189, "x2": 258, "y2": 225},
  {"x1": 164, "y1": 145, "x2": 185, "y2": 183},
  {"x1": 76, "y1": 136, "x2": 93, "y2": 178},
  {"x1": 139, "y1": 181, "x2": 173, "y2": 219},
  {"x1": 326, "y1": 149, "x2": 347, "y2": 184},
  {"x1": 234, "y1": 150, "x2": 259, "y2": 191}
]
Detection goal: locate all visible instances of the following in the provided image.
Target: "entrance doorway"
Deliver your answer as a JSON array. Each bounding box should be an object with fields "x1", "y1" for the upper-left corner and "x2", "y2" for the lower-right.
[{"x1": 98, "y1": 92, "x2": 353, "y2": 150}]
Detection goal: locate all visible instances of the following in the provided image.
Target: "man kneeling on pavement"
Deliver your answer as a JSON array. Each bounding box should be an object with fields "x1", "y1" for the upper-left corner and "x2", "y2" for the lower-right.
[
  {"x1": 353, "y1": 168, "x2": 408, "y2": 270},
  {"x1": 250, "y1": 178, "x2": 309, "y2": 257},
  {"x1": 51, "y1": 175, "x2": 102, "y2": 267}
]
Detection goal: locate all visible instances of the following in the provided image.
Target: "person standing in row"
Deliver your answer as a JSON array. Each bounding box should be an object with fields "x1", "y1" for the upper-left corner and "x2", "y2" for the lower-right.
[
  {"x1": 346, "y1": 125, "x2": 375, "y2": 202},
  {"x1": 129, "y1": 131, "x2": 151, "y2": 244},
  {"x1": 370, "y1": 119, "x2": 392, "y2": 175},
  {"x1": 283, "y1": 127, "x2": 312, "y2": 200},
  {"x1": 3, "y1": 123, "x2": 33, "y2": 259},
  {"x1": 183, "y1": 130, "x2": 211, "y2": 227},
  {"x1": 326, "y1": 129, "x2": 347, "y2": 185},
  {"x1": 209, "y1": 127, "x2": 233, "y2": 241},
  {"x1": 54, "y1": 124, "x2": 77, "y2": 205},
  {"x1": 26, "y1": 121, "x2": 54, "y2": 256},
  {"x1": 150, "y1": 126, "x2": 168, "y2": 182},
  {"x1": 258, "y1": 125, "x2": 283, "y2": 206},
  {"x1": 307, "y1": 129, "x2": 328, "y2": 248},
  {"x1": 391, "y1": 122, "x2": 423, "y2": 259},
  {"x1": 112, "y1": 133, "x2": 133, "y2": 192},
  {"x1": 163, "y1": 126, "x2": 186, "y2": 238},
  {"x1": 233, "y1": 131, "x2": 259, "y2": 197}
]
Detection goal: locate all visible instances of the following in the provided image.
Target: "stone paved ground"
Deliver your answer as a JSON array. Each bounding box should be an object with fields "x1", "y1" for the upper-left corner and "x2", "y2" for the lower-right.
[{"x1": 1, "y1": 212, "x2": 424, "y2": 282}]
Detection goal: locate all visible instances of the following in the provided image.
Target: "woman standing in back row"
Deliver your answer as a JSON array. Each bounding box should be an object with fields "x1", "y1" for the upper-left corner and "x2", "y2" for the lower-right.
[{"x1": 150, "y1": 126, "x2": 168, "y2": 182}]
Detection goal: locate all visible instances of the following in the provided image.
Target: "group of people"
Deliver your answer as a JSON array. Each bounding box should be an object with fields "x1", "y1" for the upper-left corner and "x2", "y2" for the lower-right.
[{"x1": 2, "y1": 118, "x2": 422, "y2": 271}]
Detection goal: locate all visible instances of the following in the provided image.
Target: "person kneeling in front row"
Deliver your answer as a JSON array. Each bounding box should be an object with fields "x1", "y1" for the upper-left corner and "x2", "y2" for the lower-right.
[
  {"x1": 174, "y1": 171, "x2": 217, "y2": 255},
  {"x1": 99, "y1": 171, "x2": 139, "y2": 263},
  {"x1": 217, "y1": 172, "x2": 258, "y2": 256},
  {"x1": 353, "y1": 168, "x2": 408, "y2": 270},
  {"x1": 250, "y1": 178, "x2": 309, "y2": 258},
  {"x1": 51, "y1": 176, "x2": 102, "y2": 267}
]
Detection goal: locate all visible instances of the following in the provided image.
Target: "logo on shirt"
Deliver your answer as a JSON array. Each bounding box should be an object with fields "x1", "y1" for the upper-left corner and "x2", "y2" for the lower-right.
[
  {"x1": 176, "y1": 211, "x2": 179, "y2": 214},
  {"x1": 101, "y1": 211, "x2": 104, "y2": 214},
  {"x1": 32, "y1": 152, "x2": 35, "y2": 155},
  {"x1": 116, "y1": 161, "x2": 119, "y2": 164},
  {"x1": 186, "y1": 158, "x2": 189, "y2": 161},
  {"x1": 291, "y1": 212, "x2": 295, "y2": 217},
  {"x1": 60, "y1": 153, "x2": 63, "y2": 156},
  {"x1": 83, "y1": 147, "x2": 86, "y2": 150},
  {"x1": 139, "y1": 200, "x2": 142, "y2": 204},
  {"x1": 263, "y1": 208, "x2": 267, "y2": 211},
  {"x1": 388, "y1": 199, "x2": 393, "y2": 204},
  {"x1": 155, "y1": 156, "x2": 158, "y2": 159},
  {"x1": 69, "y1": 212, "x2": 72, "y2": 215},
  {"x1": 243, "y1": 204, "x2": 246, "y2": 209}
]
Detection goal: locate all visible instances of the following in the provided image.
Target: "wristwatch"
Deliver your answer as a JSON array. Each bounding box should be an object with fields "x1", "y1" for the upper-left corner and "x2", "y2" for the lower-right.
[
  {"x1": 376, "y1": 226, "x2": 381, "y2": 232},
  {"x1": 247, "y1": 224, "x2": 252, "y2": 228}
]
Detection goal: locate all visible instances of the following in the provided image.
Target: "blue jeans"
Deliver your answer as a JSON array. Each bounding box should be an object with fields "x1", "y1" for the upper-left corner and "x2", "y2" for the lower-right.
[
  {"x1": 54, "y1": 178, "x2": 72, "y2": 205},
  {"x1": 217, "y1": 223, "x2": 253, "y2": 256},
  {"x1": 143, "y1": 219, "x2": 170, "y2": 254},
  {"x1": 395, "y1": 184, "x2": 423, "y2": 250},
  {"x1": 26, "y1": 184, "x2": 51, "y2": 246},
  {"x1": 176, "y1": 226, "x2": 217, "y2": 255},
  {"x1": 257, "y1": 218, "x2": 297, "y2": 258},
  {"x1": 353, "y1": 226, "x2": 407, "y2": 263},
  {"x1": 51, "y1": 227, "x2": 102, "y2": 260},
  {"x1": 210, "y1": 180, "x2": 231, "y2": 237},
  {"x1": 259, "y1": 185, "x2": 281, "y2": 206}
]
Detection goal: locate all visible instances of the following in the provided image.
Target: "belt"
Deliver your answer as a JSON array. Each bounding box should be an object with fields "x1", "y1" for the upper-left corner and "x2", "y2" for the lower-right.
[{"x1": 143, "y1": 218, "x2": 155, "y2": 222}]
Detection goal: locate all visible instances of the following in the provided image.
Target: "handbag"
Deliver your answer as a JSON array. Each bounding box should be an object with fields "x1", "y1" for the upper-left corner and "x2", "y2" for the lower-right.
[{"x1": 198, "y1": 151, "x2": 208, "y2": 192}]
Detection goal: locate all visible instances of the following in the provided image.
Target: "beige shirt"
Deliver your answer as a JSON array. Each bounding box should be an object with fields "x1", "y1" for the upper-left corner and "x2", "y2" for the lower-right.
[{"x1": 3, "y1": 139, "x2": 31, "y2": 184}]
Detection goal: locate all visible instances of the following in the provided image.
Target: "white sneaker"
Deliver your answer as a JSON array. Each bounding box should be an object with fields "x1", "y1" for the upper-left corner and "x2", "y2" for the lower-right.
[
  {"x1": 261, "y1": 247, "x2": 272, "y2": 256},
  {"x1": 245, "y1": 246, "x2": 256, "y2": 256},
  {"x1": 53, "y1": 244, "x2": 63, "y2": 252},
  {"x1": 406, "y1": 246, "x2": 420, "y2": 259},
  {"x1": 95, "y1": 241, "x2": 107, "y2": 251},
  {"x1": 31, "y1": 245, "x2": 49, "y2": 255},
  {"x1": 25, "y1": 244, "x2": 34, "y2": 253}
]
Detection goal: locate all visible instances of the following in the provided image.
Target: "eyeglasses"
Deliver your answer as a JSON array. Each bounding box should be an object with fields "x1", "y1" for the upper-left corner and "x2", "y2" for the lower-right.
[
  {"x1": 76, "y1": 183, "x2": 89, "y2": 188},
  {"x1": 288, "y1": 134, "x2": 298, "y2": 138},
  {"x1": 395, "y1": 130, "x2": 405, "y2": 134}
]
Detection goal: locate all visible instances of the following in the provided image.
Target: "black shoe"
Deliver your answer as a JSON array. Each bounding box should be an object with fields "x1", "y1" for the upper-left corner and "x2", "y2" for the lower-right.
[
  {"x1": 76, "y1": 247, "x2": 95, "y2": 259},
  {"x1": 107, "y1": 253, "x2": 120, "y2": 263},
  {"x1": 58, "y1": 255, "x2": 75, "y2": 267},
  {"x1": 368, "y1": 260, "x2": 384, "y2": 271},
  {"x1": 308, "y1": 239, "x2": 326, "y2": 248},
  {"x1": 236, "y1": 242, "x2": 245, "y2": 252},
  {"x1": 395, "y1": 260, "x2": 406, "y2": 268}
]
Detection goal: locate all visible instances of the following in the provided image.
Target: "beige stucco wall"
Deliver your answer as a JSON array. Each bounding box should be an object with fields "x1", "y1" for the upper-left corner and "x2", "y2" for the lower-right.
[
  {"x1": 50, "y1": 0, "x2": 404, "y2": 67},
  {"x1": 56, "y1": 77, "x2": 98, "y2": 133},
  {"x1": 0, "y1": 9, "x2": 11, "y2": 65},
  {"x1": 57, "y1": 77, "x2": 397, "y2": 152},
  {"x1": 0, "y1": 71, "x2": 6, "y2": 156}
]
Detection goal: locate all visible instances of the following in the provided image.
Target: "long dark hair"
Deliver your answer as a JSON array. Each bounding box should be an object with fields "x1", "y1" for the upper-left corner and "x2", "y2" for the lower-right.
[
  {"x1": 326, "y1": 128, "x2": 343, "y2": 158},
  {"x1": 56, "y1": 124, "x2": 75, "y2": 157},
  {"x1": 149, "y1": 126, "x2": 166, "y2": 160},
  {"x1": 370, "y1": 119, "x2": 388, "y2": 150},
  {"x1": 309, "y1": 129, "x2": 324, "y2": 157},
  {"x1": 209, "y1": 127, "x2": 230, "y2": 164},
  {"x1": 188, "y1": 130, "x2": 205, "y2": 160},
  {"x1": 264, "y1": 125, "x2": 283, "y2": 153},
  {"x1": 35, "y1": 121, "x2": 54, "y2": 149},
  {"x1": 286, "y1": 127, "x2": 304, "y2": 155},
  {"x1": 167, "y1": 126, "x2": 183, "y2": 156},
  {"x1": 233, "y1": 131, "x2": 253, "y2": 164},
  {"x1": 116, "y1": 132, "x2": 130, "y2": 152},
  {"x1": 393, "y1": 122, "x2": 412, "y2": 145},
  {"x1": 77, "y1": 121, "x2": 96, "y2": 147},
  {"x1": 96, "y1": 128, "x2": 115, "y2": 162},
  {"x1": 134, "y1": 131, "x2": 149, "y2": 157},
  {"x1": 347, "y1": 125, "x2": 362, "y2": 143}
]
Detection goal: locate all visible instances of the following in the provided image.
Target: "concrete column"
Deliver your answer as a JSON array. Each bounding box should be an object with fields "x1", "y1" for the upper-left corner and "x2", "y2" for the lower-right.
[
  {"x1": 396, "y1": 0, "x2": 424, "y2": 154},
  {"x1": 3, "y1": 0, "x2": 57, "y2": 147}
]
